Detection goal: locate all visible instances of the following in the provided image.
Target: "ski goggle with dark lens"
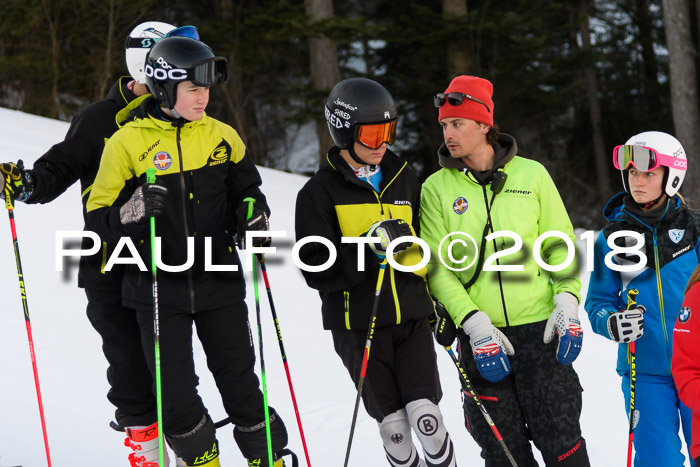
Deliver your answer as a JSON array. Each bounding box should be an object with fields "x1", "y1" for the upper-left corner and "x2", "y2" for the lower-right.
[
  {"x1": 189, "y1": 57, "x2": 228, "y2": 86},
  {"x1": 125, "y1": 26, "x2": 200, "y2": 50},
  {"x1": 612, "y1": 145, "x2": 687, "y2": 172},
  {"x1": 355, "y1": 121, "x2": 397, "y2": 149},
  {"x1": 166, "y1": 25, "x2": 200, "y2": 40},
  {"x1": 434, "y1": 92, "x2": 491, "y2": 113}
]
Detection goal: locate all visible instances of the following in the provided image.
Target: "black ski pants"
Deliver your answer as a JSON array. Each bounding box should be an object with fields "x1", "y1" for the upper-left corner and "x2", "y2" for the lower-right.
[
  {"x1": 85, "y1": 288, "x2": 155, "y2": 427},
  {"x1": 332, "y1": 317, "x2": 443, "y2": 422},
  {"x1": 135, "y1": 302, "x2": 267, "y2": 435},
  {"x1": 458, "y1": 319, "x2": 590, "y2": 466}
]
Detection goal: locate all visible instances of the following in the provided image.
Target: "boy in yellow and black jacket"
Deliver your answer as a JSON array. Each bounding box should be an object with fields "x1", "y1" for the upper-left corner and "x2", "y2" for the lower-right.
[
  {"x1": 87, "y1": 36, "x2": 288, "y2": 467},
  {"x1": 295, "y1": 78, "x2": 457, "y2": 467}
]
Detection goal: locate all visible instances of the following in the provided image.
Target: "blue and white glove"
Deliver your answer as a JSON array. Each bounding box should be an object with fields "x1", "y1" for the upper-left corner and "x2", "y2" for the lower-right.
[
  {"x1": 462, "y1": 311, "x2": 514, "y2": 382},
  {"x1": 543, "y1": 292, "x2": 583, "y2": 365}
]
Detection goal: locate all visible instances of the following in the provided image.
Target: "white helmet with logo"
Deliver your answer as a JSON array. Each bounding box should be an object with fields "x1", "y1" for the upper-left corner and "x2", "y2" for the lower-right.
[
  {"x1": 622, "y1": 131, "x2": 687, "y2": 197},
  {"x1": 125, "y1": 21, "x2": 176, "y2": 84}
]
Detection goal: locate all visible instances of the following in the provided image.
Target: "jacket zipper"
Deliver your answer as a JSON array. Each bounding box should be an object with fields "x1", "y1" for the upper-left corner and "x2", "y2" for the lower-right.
[
  {"x1": 624, "y1": 205, "x2": 672, "y2": 374},
  {"x1": 175, "y1": 124, "x2": 196, "y2": 314},
  {"x1": 372, "y1": 187, "x2": 403, "y2": 325},
  {"x1": 652, "y1": 232, "x2": 672, "y2": 374},
  {"x1": 342, "y1": 162, "x2": 407, "y2": 329}
]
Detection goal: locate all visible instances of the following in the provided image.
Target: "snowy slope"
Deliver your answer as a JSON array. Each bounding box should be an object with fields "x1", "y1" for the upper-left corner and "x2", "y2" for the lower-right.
[{"x1": 0, "y1": 107, "x2": 689, "y2": 466}]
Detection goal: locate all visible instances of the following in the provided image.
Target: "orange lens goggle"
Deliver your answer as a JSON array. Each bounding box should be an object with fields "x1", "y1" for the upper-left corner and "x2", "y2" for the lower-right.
[{"x1": 355, "y1": 121, "x2": 397, "y2": 150}]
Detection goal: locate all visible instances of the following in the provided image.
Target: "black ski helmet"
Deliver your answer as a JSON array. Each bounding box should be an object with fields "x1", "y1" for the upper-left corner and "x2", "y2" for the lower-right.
[
  {"x1": 325, "y1": 78, "x2": 398, "y2": 162},
  {"x1": 144, "y1": 36, "x2": 227, "y2": 110}
]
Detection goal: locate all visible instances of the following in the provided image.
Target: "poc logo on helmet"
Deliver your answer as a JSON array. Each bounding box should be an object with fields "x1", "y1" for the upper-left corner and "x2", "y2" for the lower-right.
[{"x1": 145, "y1": 64, "x2": 188, "y2": 81}]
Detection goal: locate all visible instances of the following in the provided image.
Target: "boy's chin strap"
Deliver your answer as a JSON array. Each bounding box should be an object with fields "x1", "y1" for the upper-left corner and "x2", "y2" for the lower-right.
[{"x1": 348, "y1": 145, "x2": 366, "y2": 166}]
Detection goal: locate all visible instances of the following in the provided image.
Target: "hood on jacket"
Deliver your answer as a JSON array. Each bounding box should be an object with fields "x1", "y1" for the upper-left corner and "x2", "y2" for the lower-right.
[
  {"x1": 110, "y1": 76, "x2": 137, "y2": 106},
  {"x1": 117, "y1": 96, "x2": 206, "y2": 133},
  {"x1": 437, "y1": 133, "x2": 517, "y2": 185}
]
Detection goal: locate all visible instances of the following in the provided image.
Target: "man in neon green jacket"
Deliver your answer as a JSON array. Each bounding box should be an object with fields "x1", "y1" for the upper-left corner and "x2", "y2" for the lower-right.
[{"x1": 420, "y1": 75, "x2": 590, "y2": 466}]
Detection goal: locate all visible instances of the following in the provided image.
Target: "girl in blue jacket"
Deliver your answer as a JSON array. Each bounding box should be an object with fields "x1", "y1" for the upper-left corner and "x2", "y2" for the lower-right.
[{"x1": 585, "y1": 131, "x2": 699, "y2": 466}]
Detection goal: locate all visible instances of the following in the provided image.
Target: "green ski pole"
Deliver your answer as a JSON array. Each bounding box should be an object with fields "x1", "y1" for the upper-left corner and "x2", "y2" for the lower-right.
[
  {"x1": 146, "y1": 168, "x2": 165, "y2": 467},
  {"x1": 243, "y1": 197, "x2": 274, "y2": 466}
]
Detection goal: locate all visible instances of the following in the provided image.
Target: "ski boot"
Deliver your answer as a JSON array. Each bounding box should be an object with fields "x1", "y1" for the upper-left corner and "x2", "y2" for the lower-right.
[
  {"x1": 125, "y1": 422, "x2": 169, "y2": 467},
  {"x1": 247, "y1": 448, "x2": 298, "y2": 467},
  {"x1": 187, "y1": 459, "x2": 220, "y2": 467}
]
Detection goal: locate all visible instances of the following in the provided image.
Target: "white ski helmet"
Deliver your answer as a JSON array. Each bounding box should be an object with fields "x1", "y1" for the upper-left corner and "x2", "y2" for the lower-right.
[
  {"x1": 619, "y1": 131, "x2": 687, "y2": 197},
  {"x1": 125, "y1": 21, "x2": 177, "y2": 84}
]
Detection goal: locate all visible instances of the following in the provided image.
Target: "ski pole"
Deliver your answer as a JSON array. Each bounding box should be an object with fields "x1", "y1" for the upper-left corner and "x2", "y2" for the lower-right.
[
  {"x1": 145, "y1": 168, "x2": 165, "y2": 467},
  {"x1": 343, "y1": 259, "x2": 387, "y2": 467},
  {"x1": 242, "y1": 197, "x2": 274, "y2": 467},
  {"x1": 3, "y1": 173, "x2": 52, "y2": 467},
  {"x1": 626, "y1": 288, "x2": 639, "y2": 467},
  {"x1": 110, "y1": 416, "x2": 232, "y2": 432},
  {"x1": 445, "y1": 346, "x2": 517, "y2": 467},
  {"x1": 257, "y1": 253, "x2": 313, "y2": 467}
]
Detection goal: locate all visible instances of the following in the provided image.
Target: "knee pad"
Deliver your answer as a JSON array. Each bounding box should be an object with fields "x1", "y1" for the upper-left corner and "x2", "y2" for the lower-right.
[
  {"x1": 406, "y1": 399, "x2": 456, "y2": 467},
  {"x1": 378, "y1": 409, "x2": 422, "y2": 467},
  {"x1": 233, "y1": 409, "x2": 288, "y2": 459},
  {"x1": 543, "y1": 437, "x2": 590, "y2": 467},
  {"x1": 166, "y1": 414, "x2": 219, "y2": 466}
]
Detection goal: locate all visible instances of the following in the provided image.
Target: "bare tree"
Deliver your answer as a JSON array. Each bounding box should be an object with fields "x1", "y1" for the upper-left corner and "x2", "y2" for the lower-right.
[
  {"x1": 41, "y1": 0, "x2": 60, "y2": 119},
  {"x1": 97, "y1": 0, "x2": 117, "y2": 99},
  {"x1": 697, "y1": 0, "x2": 700, "y2": 72},
  {"x1": 216, "y1": 0, "x2": 267, "y2": 164},
  {"x1": 306, "y1": 0, "x2": 340, "y2": 160},
  {"x1": 443, "y1": 0, "x2": 470, "y2": 77},
  {"x1": 578, "y1": 0, "x2": 611, "y2": 203},
  {"x1": 662, "y1": 0, "x2": 700, "y2": 206}
]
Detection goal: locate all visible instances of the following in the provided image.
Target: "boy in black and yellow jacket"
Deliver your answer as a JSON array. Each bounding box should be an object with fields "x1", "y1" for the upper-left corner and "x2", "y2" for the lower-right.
[
  {"x1": 295, "y1": 78, "x2": 457, "y2": 467},
  {"x1": 87, "y1": 36, "x2": 288, "y2": 467}
]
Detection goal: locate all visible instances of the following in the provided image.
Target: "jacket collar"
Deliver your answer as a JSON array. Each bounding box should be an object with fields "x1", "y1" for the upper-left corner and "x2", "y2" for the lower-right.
[
  {"x1": 106, "y1": 76, "x2": 137, "y2": 107},
  {"x1": 322, "y1": 146, "x2": 406, "y2": 191},
  {"x1": 120, "y1": 97, "x2": 206, "y2": 133},
  {"x1": 603, "y1": 191, "x2": 683, "y2": 228},
  {"x1": 436, "y1": 133, "x2": 517, "y2": 185}
]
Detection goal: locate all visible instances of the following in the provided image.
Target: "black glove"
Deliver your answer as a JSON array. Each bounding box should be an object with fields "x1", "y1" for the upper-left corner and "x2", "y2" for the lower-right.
[
  {"x1": 430, "y1": 301, "x2": 458, "y2": 346},
  {"x1": 235, "y1": 199, "x2": 270, "y2": 249},
  {"x1": 119, "y1": 181, "x2": 168, "y2": 225},
  {"x1": 0, "y1": 160, "x2": 34, "y2": 203},
  {"x1": 366, "y1": 218, "x2": 413, "y2": 258}
]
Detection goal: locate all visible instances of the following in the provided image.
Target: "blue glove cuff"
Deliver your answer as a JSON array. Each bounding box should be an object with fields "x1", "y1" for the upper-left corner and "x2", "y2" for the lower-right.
[
  {"x1": 473, "y1": 339, "x2": 512, "y2": 382},
  {"x1": 556, "y1": 326, "x2": 583, "y2": 365}
]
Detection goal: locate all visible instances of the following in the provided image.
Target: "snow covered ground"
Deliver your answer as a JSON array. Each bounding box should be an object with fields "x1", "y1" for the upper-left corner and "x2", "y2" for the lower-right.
[{"x1": 0, "y1": 107, "x2": 690, "y2": 466}]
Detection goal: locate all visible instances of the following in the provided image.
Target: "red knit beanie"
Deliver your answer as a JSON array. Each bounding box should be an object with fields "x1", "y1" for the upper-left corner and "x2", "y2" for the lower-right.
[{"x1": 437, "y1": 75, "x2": 494, "y2": 126}]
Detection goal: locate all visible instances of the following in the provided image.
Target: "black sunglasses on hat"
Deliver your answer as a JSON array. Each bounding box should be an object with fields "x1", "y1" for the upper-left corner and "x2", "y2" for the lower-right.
[{"x1": 434, "y1": 92, "x2": 491, "y2": 113}]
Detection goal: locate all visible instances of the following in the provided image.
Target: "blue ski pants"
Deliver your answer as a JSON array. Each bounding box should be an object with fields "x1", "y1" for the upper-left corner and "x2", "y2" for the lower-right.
[{"x1": 621, "y1": 372, "x2": 693, "y2": 467}]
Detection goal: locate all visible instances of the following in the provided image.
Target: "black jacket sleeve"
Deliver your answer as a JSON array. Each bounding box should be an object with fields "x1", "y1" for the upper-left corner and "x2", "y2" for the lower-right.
[
  {"x1": 86, "y1": 178, "x2": 148, "y2": 244},
  {"x1": 27, "y1": 100, "x2": 117, "y2": 204},
  {"x1": 295, "y1": 179, "x2": 375, "y2": 293}
]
